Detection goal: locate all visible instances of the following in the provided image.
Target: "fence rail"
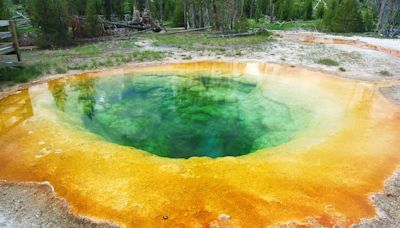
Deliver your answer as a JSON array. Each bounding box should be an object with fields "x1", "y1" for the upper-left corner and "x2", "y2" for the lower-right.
[{"x1": 0, "y1": 20, "x2": 21, "y2": 64}]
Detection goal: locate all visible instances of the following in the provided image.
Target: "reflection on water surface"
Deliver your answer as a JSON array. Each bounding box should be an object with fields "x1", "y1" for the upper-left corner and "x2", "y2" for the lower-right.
[{"x1": 48, "y1": 73, "x2": 311, "y2": 158}]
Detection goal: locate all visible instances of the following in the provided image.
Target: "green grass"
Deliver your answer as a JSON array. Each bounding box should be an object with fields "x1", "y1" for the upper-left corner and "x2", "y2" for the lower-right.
[
  {"x1": 115, "y1": 40, "x2": 140, "y2": 49},
  {"x1": 55, "y1": 66, "x2": 67, "y2": 74},
  {"x1": 64, "y1": 50, "x2": 165, "y2": 71},
  {"x1": 316, "y1": 58, "x2": 340, "y2": 66},
  {"x1": 0, "y1": 64, "x2": 47, "y2": 83},
  {"x1": 147, "y1": 32, "x2": 272, "y2": 51},
  {"x1": 249, "y1": 19, "x2": 320, "y2": 31},
  {"x1": 0, "y1": 40, "x2": 165, "y2": 85},
  {"x1": 131, "y1": 50, "x2": 165, "y2": 62},
  {"x1": 71, "y1": 44, "x2": 103, "y2": 56},
  {"x1": 149, "y1": 33, "x2": 205, "y2": 47}
]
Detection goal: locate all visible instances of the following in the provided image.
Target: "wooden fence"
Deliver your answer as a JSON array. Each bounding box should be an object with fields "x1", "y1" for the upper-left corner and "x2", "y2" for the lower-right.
[{"x1": 0, "y1": 20, "x2": 21, "y2": 64}]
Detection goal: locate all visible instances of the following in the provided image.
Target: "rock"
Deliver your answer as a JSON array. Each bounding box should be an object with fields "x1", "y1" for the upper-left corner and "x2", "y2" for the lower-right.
[{"x1": 218, "y1": 214, "x2": 230, "y2": 221}]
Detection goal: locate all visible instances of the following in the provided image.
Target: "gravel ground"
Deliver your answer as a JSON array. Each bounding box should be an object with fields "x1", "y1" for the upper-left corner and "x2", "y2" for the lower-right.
[
  {"x1": 0, "y1": 181, "x2": 116, "y2": 228},
  {"x1": 353, "y1": 172, "x2": 400, "y2": 228}
]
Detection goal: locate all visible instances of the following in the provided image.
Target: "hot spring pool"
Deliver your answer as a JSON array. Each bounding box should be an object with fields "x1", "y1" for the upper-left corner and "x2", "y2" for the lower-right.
[
  {"x1": 53, "y1": 72, "x2": 311, "y2": 158},
  {"x1": 1, "y1": 62, "x2": 400, "y2": 227}
]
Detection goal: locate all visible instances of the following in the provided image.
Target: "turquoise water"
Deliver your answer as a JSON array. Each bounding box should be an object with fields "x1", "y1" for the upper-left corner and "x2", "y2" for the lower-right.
[{"x1": 50, "y1": 73, "x2": 311, "y2": 158}]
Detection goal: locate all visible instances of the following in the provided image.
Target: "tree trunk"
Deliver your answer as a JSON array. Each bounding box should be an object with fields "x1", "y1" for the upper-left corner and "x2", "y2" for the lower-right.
[
  {"x1": 145, "y1": 0, "x2": 151, "y2": 9},
  {"x1": 249, "y1": 0, "x2": 255, "y2": 18},
  {"x1": 159, "y1": 0, "x2": 163, "y2": 22},
  {"x1": 190, "y1": 2, "x2": 196, "y2": 28},
  {"x1": 183, "y1": 0, "x2": 188, "y2": 29},
  {"x1": 376, "y1": 0, "x2": 387, "y2": 32},
  {"x1": 376, "y1": 0, "x2": 400, "y2": 36},
  {"x1": 270, "y1": 2, "x2": 275, "y2": 23}
]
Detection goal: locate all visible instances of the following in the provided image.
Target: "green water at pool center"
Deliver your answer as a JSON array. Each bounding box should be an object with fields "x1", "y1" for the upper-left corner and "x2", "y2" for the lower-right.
[{"x1": 49, "y1": 73, "x2": 312, "y2": 158}]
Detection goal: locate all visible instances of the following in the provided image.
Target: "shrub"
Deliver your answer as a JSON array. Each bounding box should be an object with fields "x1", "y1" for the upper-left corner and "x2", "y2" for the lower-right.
[
  {"x1": 316, "y1": 58, "x2": 339, "y2": 66},
  {"x1": 379, "y1": 70, "x2": 392, "y2": 76},
  {"x1": 0, "y1": 64, "x2": 46, "y2": 83}
]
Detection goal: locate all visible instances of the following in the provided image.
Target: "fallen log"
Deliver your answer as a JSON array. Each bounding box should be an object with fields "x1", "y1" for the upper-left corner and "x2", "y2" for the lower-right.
[
  {"x1": 102, "y1": 21, "x2": 151, "y2": 30},
  {"x1": 162, "y1": 27, "x2": 210, "y2": 35},
  {"x1": 210, "y1": 32, "x2": 256, "y2": 38}
]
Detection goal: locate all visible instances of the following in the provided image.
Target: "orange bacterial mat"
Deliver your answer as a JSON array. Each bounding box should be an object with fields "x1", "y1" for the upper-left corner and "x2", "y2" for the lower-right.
[{"x1": 0, "y1": 62, "x2": 400, "y2": 227}]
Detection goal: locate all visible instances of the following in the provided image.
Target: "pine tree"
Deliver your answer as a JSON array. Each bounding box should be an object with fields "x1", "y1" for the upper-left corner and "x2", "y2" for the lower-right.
[
  {"x1": 29, "y1": 0, "x2": 72, "y2": 47},
  {"x1": 303, "y1": 0, "x2": 313, "y2": 20},
  {"x1": 85, "y1": 0, "x2": 101, "y2": 37},
  {"x1": 322, "y1": 0, "x2": 337, "y2": 31},
  {"x1": 69, "y1": 0, "x2": 88, "y2": 15},
  {"x1": 363, "y1": 9, "x2": 374, "y2": 32},
  {"x1": 0, "y1": 0, "x2": 11, "y2": 19},
  {"x1": 277, "y1": 0, "x2": 293, "y2": 21},
  {"x1": 103, "y1": 0, "x2": 112, "y2": 20},
  {"x1": 331, "y1": 0, "x2": 364, "y2": 32},
  {"x1": 112, "y1": 0, "x2": 125, "y2": 19},
  {"x1": 172, "y1": 0, "x2": 184, "y2": 27},
  {"x1": 315, "y1": 2, "x2": 325, "y2": 19}
]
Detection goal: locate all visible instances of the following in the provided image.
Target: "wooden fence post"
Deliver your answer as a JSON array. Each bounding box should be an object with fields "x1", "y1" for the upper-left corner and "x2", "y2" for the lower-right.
[{"x1": 9, "y1": 20, "x2": 21, "y2": 62}]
